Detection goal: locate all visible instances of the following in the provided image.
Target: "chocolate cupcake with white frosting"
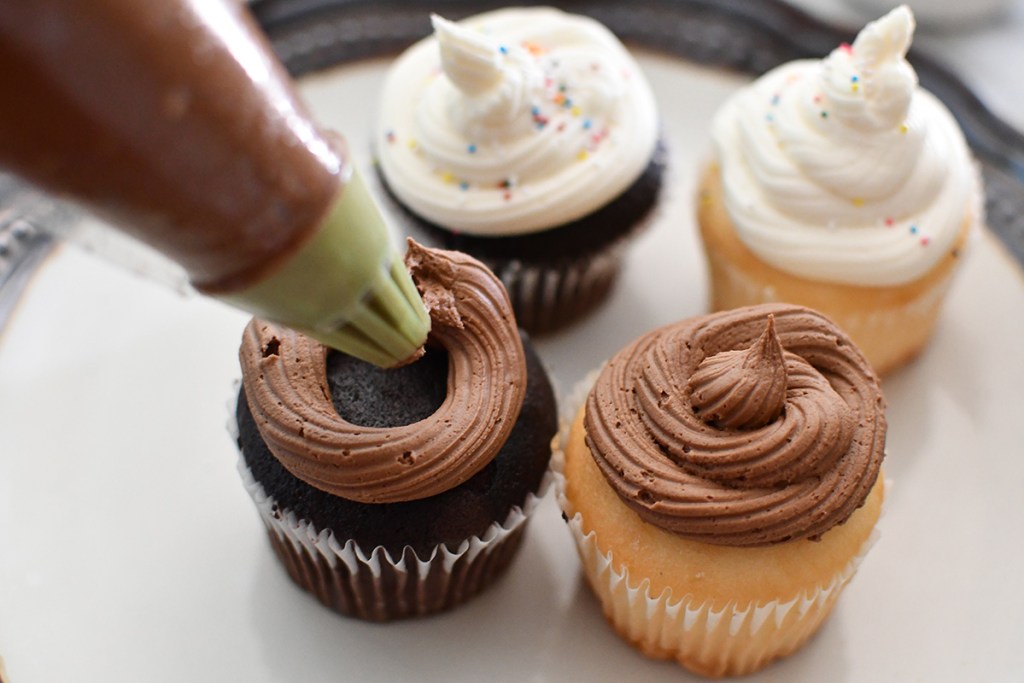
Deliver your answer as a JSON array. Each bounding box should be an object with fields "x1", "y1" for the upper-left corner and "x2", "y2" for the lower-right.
[
  {"x1": 234, "y1": 241, "x2": 557, "y2": 621},
  {"x1": 376, "y1": 8, "x2": 664, "y2": 333}
]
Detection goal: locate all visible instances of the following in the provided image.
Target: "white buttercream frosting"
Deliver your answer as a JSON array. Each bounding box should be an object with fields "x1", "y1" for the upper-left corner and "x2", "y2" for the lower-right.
[
  {"x1": 711, "y1": 6, "x2": 980, "y2": 286},
  {"x1": 377, "y1": 8, "x2": 659, "y2": 236}
]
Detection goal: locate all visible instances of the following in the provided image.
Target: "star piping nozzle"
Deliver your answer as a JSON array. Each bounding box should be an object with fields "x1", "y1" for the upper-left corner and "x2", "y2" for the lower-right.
[{"x1": 218, "y1": 167, "x2": 430, "y2": 368}]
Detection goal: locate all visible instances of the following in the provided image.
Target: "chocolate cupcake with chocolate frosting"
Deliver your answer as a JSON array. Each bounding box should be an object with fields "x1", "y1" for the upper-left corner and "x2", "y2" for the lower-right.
[
  {"x1": 558, "y1": 304, "x2": 886, "y2": 676},
  {"x1": 234, "y1": 241, "x2": 557, "y2": 621}
]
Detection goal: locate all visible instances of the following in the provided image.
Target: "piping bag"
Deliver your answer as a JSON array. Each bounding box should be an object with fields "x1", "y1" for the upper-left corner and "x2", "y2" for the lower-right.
[{"x1": 0, "y1": 0, "x2": 429, "y2": 367}]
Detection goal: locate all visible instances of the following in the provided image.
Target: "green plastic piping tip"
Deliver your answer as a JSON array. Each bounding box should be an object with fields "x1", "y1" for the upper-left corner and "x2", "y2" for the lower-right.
[{"x1": 218, "y1": 167, "x2": 430, "y2": 367}]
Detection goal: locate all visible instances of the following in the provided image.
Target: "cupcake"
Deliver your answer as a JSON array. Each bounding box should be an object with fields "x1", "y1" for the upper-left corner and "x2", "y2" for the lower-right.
[
  {"x1": 698, "y1": 6, "x2": 981, "y2": 375},
  {"x1": 234, "y1": 240, "x2": 557, "y2": 621},
  {"x1": 376, "y1": 8, "x2": 663, "y2": 333},
  {"x1": 559, "y1": 304, "x2": 886, "y2": 677}
]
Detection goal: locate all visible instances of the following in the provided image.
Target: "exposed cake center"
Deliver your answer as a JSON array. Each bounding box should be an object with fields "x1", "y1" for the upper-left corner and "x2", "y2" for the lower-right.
[{"x1": 327, "y1": 345, "x2": 449, "y2": 428}]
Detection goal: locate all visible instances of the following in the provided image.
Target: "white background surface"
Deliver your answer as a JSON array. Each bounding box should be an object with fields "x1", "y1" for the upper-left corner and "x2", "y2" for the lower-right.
[{"x1": 2, "y1": 3, "x2": 1024, "y2": 681}]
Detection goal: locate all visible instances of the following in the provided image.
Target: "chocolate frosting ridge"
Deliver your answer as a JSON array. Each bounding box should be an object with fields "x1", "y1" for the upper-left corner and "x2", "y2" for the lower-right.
[
  {"x1": 239, "y1": 241, "x2": 527, "y2": 503},
  {"x1": 688, "y1": 316, "x2": 788, "y2": 430},
  {"x1": 584, "y1": 304, "x2": 885, "y2": 546}
]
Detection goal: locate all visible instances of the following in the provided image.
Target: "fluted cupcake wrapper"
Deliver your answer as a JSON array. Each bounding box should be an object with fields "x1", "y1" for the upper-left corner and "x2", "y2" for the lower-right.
[
  {"x1": 238, "y1": 458, "x2": 546, "y2": 621},
  {"x1": 558, "y1": 490, "x2": 877, "y2": 677},
  {"x1": 485, "y1": 245, "x2": 627, "y2": 334},
  {"x1": 228, "y1": 391, "x2": 549, "y2": 622}
]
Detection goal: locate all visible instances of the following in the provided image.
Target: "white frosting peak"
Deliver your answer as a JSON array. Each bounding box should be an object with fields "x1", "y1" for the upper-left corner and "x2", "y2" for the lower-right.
[
  {"x1": 431, "y1": 15, "x2": 504, "y2": 97},
  {"x1": 711, "y1": 6, "x2": 979, "y2": 286},
  {"x1": 378, "y1": 8, "x2": 658, "y2": 236},
  {"x1": 832, "y1": 6, "x2": 916, "y2": 131}
]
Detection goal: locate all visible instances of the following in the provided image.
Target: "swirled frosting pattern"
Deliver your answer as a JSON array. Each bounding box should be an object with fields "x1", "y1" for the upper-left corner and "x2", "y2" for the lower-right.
[
  {"x1": 239, "y1": 240, "x2": 527, "y2": 503},
  {"x1": 585, "y1": 304, "x2": 886, "y2": 546},
  {"x1": 688, "y1": 315, "x2": 788, "y2": 430},
  {"x1": 711, "y1": 6, "x2": 979, "y2": 286},
  {"x1": 377, "y1": 8, "x2": 658, "y2": 236}
]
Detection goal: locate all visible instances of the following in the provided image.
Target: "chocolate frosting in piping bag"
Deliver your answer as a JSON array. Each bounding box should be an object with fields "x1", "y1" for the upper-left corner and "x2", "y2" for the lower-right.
[
  {"x1": 239, "y1": 241, "x2": 527, "y2": 504},
  {"x1": 585, "y1": 304, "x2": 885, "y2": 546}
]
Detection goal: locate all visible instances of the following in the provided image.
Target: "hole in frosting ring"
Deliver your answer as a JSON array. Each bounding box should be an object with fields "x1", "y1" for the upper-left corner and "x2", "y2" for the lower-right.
[{"x1": 326, "y1": 344, "x2": 449, "y2": 428}]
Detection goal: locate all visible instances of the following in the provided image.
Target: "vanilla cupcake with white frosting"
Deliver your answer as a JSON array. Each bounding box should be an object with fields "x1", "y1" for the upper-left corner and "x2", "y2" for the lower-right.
[
  {"x1": 697, "y1": 6, "x2": 981, "y2": 375},
  {"x1": 377, "y1": 8, "x2": 664, "y2": 332}
]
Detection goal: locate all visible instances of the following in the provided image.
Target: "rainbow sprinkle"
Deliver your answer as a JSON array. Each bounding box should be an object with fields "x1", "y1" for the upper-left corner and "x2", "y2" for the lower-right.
[{"x1": 467, "y1": 143, "x2": 477, "y2": 154}]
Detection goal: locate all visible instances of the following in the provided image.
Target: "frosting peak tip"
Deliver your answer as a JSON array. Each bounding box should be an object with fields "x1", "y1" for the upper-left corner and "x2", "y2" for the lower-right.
[
  {"x1": 688, "y1": 315, "x2": 788, "y2": 430},
  {"x1": 852, "y1": 5, "x2": 915, "y2": 66},
  {"x1": 432, "y1": 13, "x2": 504, "y2": 96}
]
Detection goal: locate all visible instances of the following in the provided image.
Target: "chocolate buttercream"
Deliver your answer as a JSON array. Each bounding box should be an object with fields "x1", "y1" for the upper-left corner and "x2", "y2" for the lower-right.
[
  {"x1": 585, "y1": 304, "x2": 885, "y2": 546},
  {"x1": 239, "y1": 241, "x2": 527, "y2": 503},
  {"x1": 688, "y1": 316, "x2": 788, "y2": 430}
]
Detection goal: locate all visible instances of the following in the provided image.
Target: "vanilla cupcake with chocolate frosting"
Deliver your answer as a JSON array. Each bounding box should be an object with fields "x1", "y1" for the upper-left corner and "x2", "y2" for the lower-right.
[
  {"x1": 234, "y1": 241, "x2": 557, "y2": 621},
  {"x1": 377, "y1": 8, "x2": 664, "y2": 332},
  {"x1": 698, "y1": 6, "x2": 981, "y2": 375},
  {"x1": 559, "y1": 303, "x2": 886, "y2": 676}
]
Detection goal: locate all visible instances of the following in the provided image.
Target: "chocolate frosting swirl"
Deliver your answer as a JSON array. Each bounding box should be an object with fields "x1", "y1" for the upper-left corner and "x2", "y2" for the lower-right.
[
  {"x1": 585, "y1": 304, "x2": 885, "y2": 546},
  {"x1": 239, "y1": 241, "x2": 527, "y2": 503},
  {"x1": 688, "y1": 315, "x2": 788, "y2": 430}
]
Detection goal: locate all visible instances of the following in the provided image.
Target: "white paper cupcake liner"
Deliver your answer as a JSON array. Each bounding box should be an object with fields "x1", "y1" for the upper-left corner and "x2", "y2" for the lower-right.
[
  {"x1": 561, "y1": 494, "x2": 878, "y2": 676},
  {"x1": 229, "y1": 389, "x2": 551, "y2": 621}
]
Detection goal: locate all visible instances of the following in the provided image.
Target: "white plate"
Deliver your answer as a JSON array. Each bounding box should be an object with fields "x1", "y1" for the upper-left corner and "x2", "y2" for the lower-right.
[{"x1": 2, "y1": 53, "x2": 1023, "y2": 682}]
